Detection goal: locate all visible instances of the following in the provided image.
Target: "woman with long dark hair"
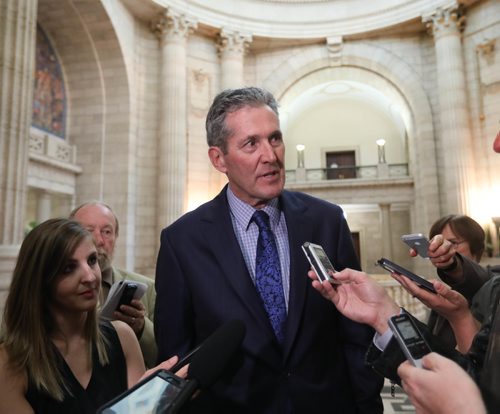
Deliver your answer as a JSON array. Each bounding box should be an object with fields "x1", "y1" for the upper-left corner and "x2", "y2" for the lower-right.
[{"x1": 0, "y1": 218, "x2": 179, "y2": 413}]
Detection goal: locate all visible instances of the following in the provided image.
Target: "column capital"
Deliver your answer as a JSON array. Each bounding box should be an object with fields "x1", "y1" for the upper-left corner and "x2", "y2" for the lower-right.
[
  {"x1": 217, "y1": 28, "x2": 252, "y2": 57},
  {"x1": 422, "y1": 1, "x2": 465, "y2": 37},
  {"x1": 150, "y1": 8, "x2": 197, "y2": 41}
]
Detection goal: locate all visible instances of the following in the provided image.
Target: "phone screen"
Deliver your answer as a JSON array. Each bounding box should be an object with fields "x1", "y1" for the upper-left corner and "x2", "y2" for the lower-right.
[
  {"x1": 98, "y1": 370, "x2": 185, "y2": 414},
  {"x1": 313, "y1": 245, "x2": 336, "y2": 274},
  {"x1": 302, "y1": 242, "x2": 338, "y2": 284},
  {"x1": 390, "y1": 315, "x2": 431, "y2": 361}
]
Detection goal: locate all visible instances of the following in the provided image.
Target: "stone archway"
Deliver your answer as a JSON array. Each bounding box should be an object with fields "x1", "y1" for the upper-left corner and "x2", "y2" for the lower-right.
[
  {"x1": 36, "y1": 0, "x2": 135, "y2": 268},
  {"x1": 263, "y1": 42, "x2": 440, "y2": 233}
]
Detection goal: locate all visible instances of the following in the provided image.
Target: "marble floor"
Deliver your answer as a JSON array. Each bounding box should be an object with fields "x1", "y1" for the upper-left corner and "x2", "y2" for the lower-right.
[{"x1": 381, "y1": 379, "x2": 416, "y2": 414}]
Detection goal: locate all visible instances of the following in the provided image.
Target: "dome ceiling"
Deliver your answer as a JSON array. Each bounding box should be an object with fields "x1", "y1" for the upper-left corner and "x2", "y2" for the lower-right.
[{"x1": 149, "y1": 0, "x2": 464, "y2": 38}]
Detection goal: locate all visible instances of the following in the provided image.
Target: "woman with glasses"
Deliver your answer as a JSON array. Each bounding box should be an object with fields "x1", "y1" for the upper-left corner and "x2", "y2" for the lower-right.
[{"x1": 427, "y1": 214, "x2": 499, "y2": 347}]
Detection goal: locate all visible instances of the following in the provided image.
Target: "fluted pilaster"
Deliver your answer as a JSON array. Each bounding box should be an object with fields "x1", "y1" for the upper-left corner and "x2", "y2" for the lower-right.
[
  {"x1": 0, "y1": 0, "x2": 37, "y2": 281},
  {"x1": 151, "y1": 9, "x2": 197, "y2": 231},
  {"x1": 423, "y1": 2, "x2": 474, "y2": 214}
]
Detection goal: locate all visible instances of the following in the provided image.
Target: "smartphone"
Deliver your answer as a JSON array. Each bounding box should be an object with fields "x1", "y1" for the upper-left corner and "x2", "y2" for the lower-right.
[
  {"x1": 388, "y1": 313, "x2": 432, "y2": 368},
  {"x1": 302, "y1": 242, "x2": 339, "y2": 284},
  {"x1": 97, "y1": 369, "x2": 187, "y2": 414},
  {"x1": 117, "y1": 282, "x2": 138, "y2": 308},
  {"x1": 401, "y1": 233, "x2": 430, "y2": 258},
  {"x1": 376, "y1": 257, "x2": 437, "y2": 294}
]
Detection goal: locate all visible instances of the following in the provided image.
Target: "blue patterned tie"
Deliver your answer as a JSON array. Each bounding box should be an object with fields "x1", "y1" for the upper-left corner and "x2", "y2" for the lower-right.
[{"x1": 252, "y1": 210, "x2": 286, "y2": 345}]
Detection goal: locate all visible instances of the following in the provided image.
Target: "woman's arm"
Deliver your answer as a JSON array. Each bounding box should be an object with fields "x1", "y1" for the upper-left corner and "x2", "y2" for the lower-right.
[
  {"x1": 111, "y1": 320, "x2": 146, "y2": 387},
  {"x1": 112, "y1": 321, "x2": 187, "y2": 388},
  {"x1": 0, "y1": 348, "x2": 33, "y2": 414}
]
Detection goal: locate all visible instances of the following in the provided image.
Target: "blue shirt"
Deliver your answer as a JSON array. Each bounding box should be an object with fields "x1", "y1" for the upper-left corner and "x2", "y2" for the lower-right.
[{"x1": 226, "y1": 187, "x2": 290, "y2": 309}]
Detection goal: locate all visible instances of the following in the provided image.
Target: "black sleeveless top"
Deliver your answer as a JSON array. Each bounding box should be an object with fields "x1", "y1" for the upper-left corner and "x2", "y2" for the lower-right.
[{"x1": 26, "y1": 321, "x2": 128, "y2": 414}]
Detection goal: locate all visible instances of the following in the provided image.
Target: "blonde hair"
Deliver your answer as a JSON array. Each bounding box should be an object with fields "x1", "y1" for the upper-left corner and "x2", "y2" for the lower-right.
[{"x1": 0, "y1": 218, "x2": 109, "y2": 400}]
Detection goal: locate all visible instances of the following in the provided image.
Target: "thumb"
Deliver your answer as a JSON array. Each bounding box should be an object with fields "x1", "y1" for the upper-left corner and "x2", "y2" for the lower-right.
[{"x1": 421, "y1": 352, "x2": 445, "y2": 371}]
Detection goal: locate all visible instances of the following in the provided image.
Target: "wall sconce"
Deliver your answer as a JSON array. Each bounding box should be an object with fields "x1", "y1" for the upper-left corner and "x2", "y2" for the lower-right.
[
  {"x1": 376, "y1": 139, "x2": 386, "y2": 164},
  {"x1": 296, "y1": 144, "x2": 305, "y2": 168}
]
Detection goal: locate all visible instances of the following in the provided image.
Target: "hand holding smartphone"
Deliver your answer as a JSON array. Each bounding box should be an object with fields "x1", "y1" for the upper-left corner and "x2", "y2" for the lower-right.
[
  {"x1": 100, "y1": 280, "x2": 148, "y2": 319},
  {"x1": 302, "y1": 242, "x2": 340, "y2": 284},
  {"x1": 376, "y1": 257, "x2": 437, "y2": 294},
  {"x1": 388, "y1": 313, "x2": 431, "y2": 368},
  {"x1": 401, "y1": 233, "x2": 430, "y2": 258},
  {"x1": 117, "y1": 282, "x2": 138, "y2": 308},
  {"x1": 97, "y1": 369, "x2": 186, "y2": 414}
]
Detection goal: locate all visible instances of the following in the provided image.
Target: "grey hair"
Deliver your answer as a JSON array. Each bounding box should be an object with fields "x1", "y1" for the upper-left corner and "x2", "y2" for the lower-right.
[
  {"x1": 205, "y1": 87, "x2": 279, "y2": 153},
  {"x1": 69, "y1": 201, "x2": 119, "y2": 236}
]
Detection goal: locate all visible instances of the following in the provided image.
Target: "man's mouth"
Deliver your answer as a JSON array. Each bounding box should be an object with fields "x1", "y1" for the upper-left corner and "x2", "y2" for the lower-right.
[{"x1": 260, "y1": 170, "x2": 279, "y2": 178}]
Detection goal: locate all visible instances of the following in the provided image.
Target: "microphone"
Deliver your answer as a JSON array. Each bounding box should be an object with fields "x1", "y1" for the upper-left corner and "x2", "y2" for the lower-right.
[{"x1": 169, "y1": 319, "x2": 246, "y2": 413}]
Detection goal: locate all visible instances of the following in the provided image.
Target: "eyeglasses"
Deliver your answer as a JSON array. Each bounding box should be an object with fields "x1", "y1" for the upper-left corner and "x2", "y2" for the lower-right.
[{"x1": 449, "y1": 239, "x2": 467, "y2": 247}]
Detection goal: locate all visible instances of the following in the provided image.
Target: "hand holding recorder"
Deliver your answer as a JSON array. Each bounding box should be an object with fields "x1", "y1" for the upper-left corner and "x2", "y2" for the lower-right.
[
  {"x1": 302, "y1": 242, "x2": 340, "y2": 284},
  {"x1": 308, "y1": 267, "x2": 400, "y2": 335},
  {"x1": 388, "y1": 313, "x2": 431, "y2": 368},
  {"x1": 397, "y1": 353, "x2": 486, "y2": 414}
]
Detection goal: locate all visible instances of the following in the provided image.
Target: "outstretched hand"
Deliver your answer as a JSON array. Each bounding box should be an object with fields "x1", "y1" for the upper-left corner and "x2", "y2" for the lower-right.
[
  {"x1": 390, "y1": 273, "x2": 468, "y2": 323},
  {"x1": 391, "y1": 273, "x2": 480, "y2": 351},
  {"x1": 398, "y1": 353, "x2": 486, "y2": 414},
  {"x1": 409, "y1": 235, "x2": 458, "y2": 272},
  {"x1": 309, "y1": 268, "x2": 400, "y2": 334},
  {"x1": 140, "y1": 355, "x2": 189, "y2": 382}
]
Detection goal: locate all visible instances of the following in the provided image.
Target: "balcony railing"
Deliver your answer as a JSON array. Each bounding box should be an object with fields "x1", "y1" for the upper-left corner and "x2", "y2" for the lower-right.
[{"x1": 286, "y1": 163, "x2": 409, "y2": 182}]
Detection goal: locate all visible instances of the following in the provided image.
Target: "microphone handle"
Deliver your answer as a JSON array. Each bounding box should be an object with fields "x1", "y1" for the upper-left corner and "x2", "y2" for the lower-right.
[{"x1": 168, "y1": 379, "x2": 199, "y2": 414}]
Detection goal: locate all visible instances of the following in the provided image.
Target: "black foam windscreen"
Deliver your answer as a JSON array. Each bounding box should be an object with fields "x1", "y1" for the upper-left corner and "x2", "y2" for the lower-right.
[{"x1": 187, "y1": 319, "x2": 246, "y2": 388}]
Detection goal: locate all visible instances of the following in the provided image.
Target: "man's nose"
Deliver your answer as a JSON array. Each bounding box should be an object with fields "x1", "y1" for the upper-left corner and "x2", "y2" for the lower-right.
[
  {"x1": 93, "y1": 229, "x2": 104, "y2": 246},
  {"x1": 260, "y1": 141, "x2": 278, "y2": 162}
]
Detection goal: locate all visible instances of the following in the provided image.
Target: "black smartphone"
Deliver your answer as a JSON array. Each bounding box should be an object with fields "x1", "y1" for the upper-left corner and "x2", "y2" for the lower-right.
[
  {"x1": 97, "y1": 369, "x2": 186, "y2": 414},
  {"x1": 388, "y1": 313, "x2": 432, "y2": 368},
  {"x1": 301, "y1": 242, "x2": 339, "y2": 284},
  {"x1": 376, "y1": 257, "x2": 437, "y2": 294},
  {"x1": 117, "y1": 282, "x2": 138, "y2": 308}
]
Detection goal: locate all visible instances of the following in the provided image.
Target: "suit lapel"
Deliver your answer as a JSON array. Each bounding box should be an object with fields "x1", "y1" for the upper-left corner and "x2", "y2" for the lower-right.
[
  {"x1": 280, "y1": 191, "x2": 314, "y2": 360},
  {"x1": 199, "y1": 189, "x2": 279, "y2": 344}
]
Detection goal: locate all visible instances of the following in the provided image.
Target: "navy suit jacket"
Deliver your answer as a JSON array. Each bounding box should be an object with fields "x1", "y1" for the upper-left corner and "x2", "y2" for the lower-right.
[{"x1": 155, "y1": 187, "x2": 383, "y2": 413}]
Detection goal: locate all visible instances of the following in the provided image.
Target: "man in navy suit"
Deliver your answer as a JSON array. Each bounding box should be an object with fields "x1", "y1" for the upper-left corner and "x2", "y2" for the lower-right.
[{"x1": 154, "y1": 87, "x2": 383, "y2": 413}]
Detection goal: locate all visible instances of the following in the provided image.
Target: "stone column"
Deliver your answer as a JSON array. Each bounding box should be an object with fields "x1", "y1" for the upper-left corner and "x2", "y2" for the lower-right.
[
  {"x1": 217, "y1": 29, "x2": 252, "y2": 90},
  {"x1": 36, "y1": 191, "x2": 52, "y2": 223},
  {"x1": 379, "y1": 203, "x2": 393, "y2": 258},
  {"x1": 423, "y1": 2, "x2": 474, "y2": 214},
  {"x1": 151, "y1": 9, "x2": 197, "y2": 231},
  {"x1": 0, "y1": 0, "x2": 37, "y2": 284}
]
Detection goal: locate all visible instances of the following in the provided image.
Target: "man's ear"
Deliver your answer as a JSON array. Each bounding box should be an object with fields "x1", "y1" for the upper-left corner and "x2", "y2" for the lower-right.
[{"x1": 208, "y1": 146, "x2": 227, "y2": 173}]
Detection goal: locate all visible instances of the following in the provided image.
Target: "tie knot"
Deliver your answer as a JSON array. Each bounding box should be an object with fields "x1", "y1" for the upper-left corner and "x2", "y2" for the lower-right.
[{"x1": 252, "y1": 210, "x2": 271, "y2": 231}]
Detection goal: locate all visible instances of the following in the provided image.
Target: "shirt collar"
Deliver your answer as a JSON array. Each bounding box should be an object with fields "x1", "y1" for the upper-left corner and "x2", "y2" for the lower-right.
[
  {"x1": 226, "y1": 186, "x2": 281, "y2": 230},
  {"x1": 101, "y1": 266, "x2": 114, "y2": 287}
]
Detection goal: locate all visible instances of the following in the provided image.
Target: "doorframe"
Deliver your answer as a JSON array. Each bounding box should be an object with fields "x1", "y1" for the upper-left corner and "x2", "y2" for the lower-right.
[{"x1": 321, "y1": 145, "x2": 360, "y2": 168}]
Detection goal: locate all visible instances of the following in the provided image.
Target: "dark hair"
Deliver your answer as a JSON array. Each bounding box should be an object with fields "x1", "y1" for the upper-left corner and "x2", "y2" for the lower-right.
[
  {"x1": 205, "y1": 87, "x2": 279, "y2": 153},
  {"x1": 429, "y1": 214, "x2": 485, "y2": 261},
  {"x1": 1, "y1": 218, "x2": 108, "y2": 400}
]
